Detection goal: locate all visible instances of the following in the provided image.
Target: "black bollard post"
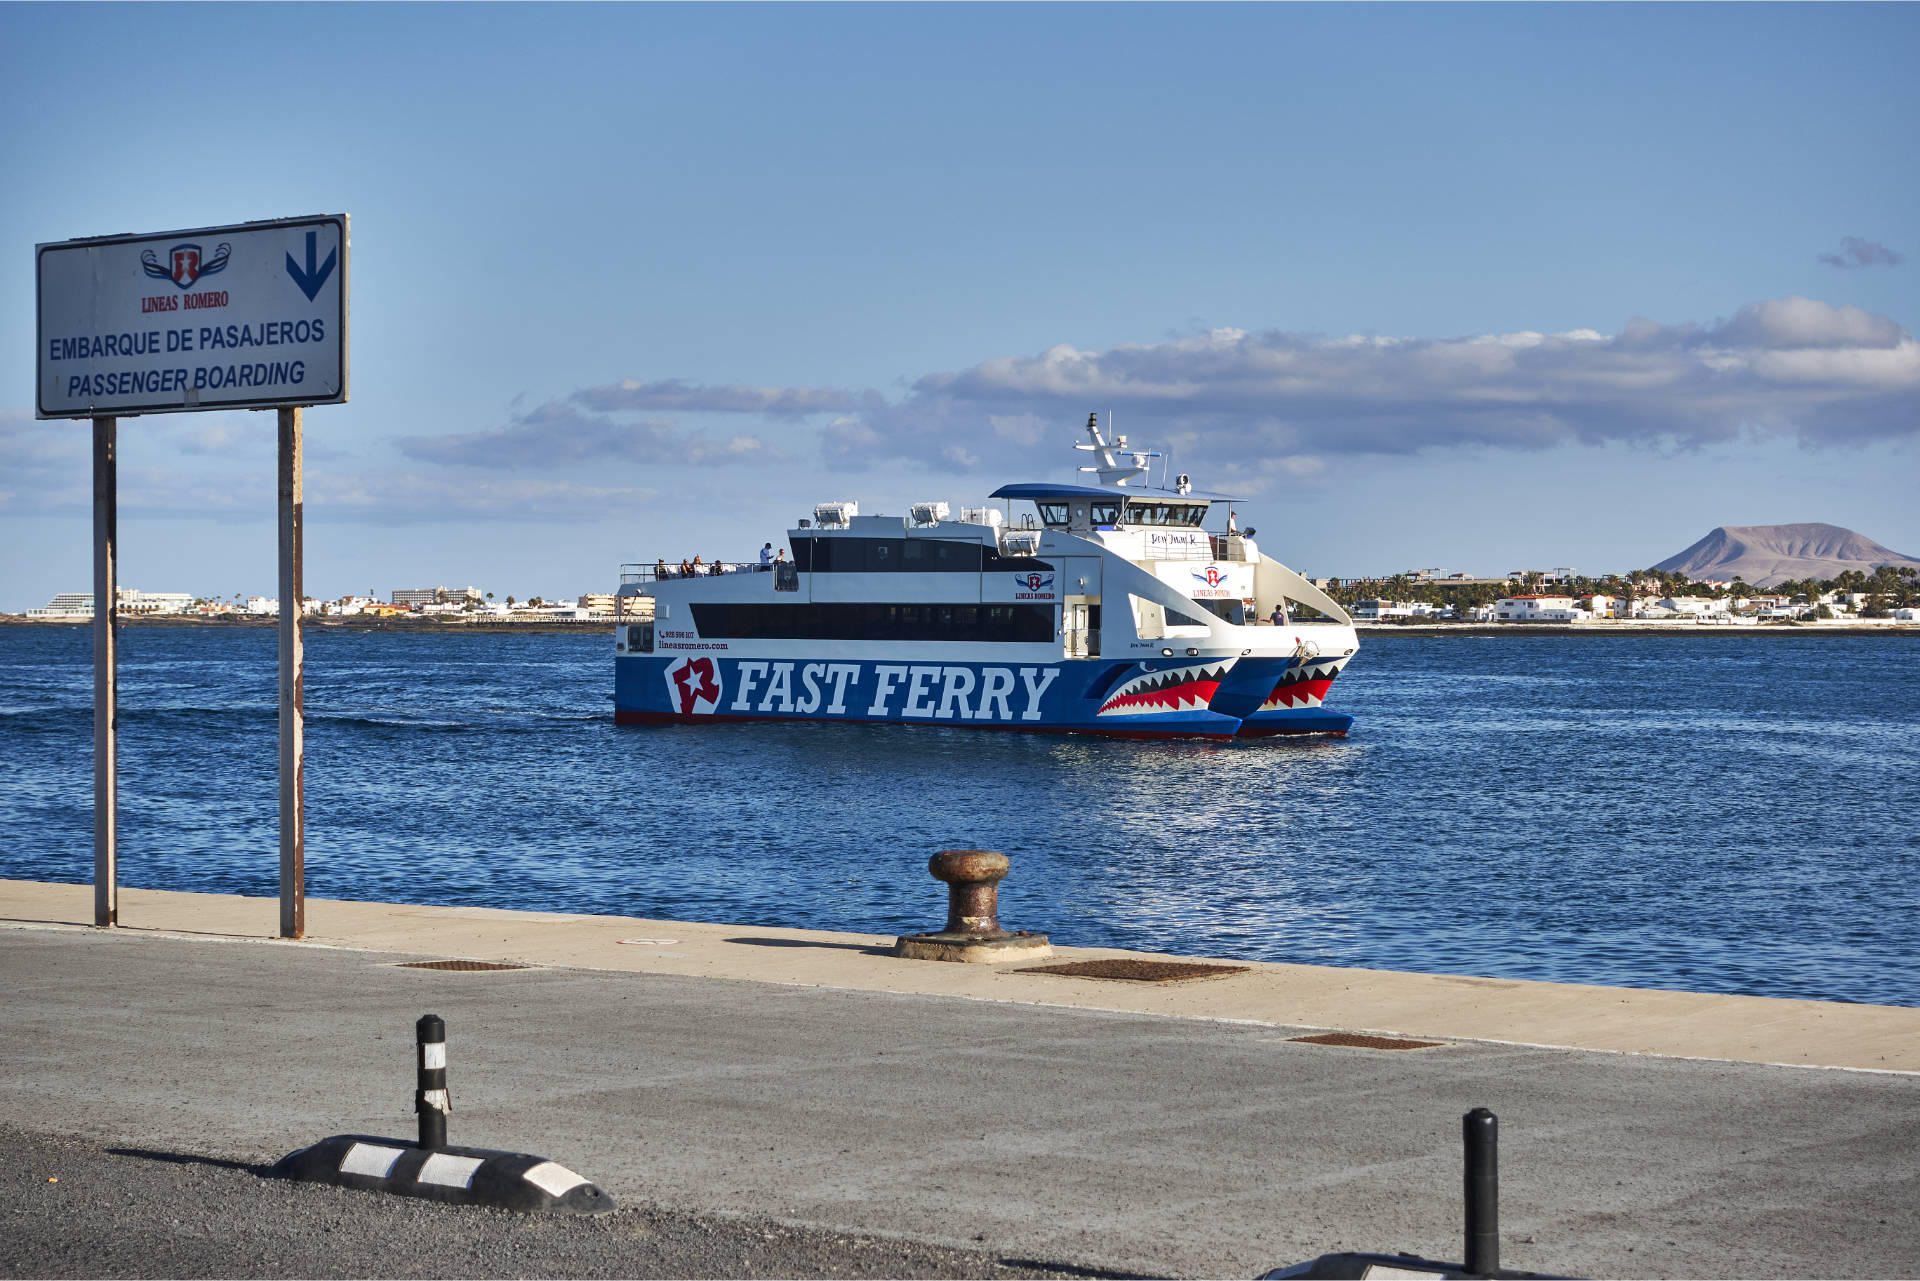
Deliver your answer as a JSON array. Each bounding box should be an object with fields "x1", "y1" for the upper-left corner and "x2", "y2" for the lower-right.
[
  {"x1": 416, "y1": 1014, "x2": 448, "y2": 1150},
  {"x1": 1463, "y1": 1107, "x2": 1499, "y2": 1278}
]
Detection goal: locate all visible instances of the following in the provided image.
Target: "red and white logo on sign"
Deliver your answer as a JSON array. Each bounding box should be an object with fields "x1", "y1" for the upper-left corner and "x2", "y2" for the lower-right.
[
  {"x1": 664, "y1": 656, "x2": 723, "y2": 715},
  {"x1": 141, "y1": 241, "x2": 231, "y2": 290}
]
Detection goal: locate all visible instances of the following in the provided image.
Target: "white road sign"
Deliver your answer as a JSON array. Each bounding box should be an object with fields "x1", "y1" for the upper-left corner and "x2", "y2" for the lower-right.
[{"x1": 36, "y1": 214, "x2": 348, "y2": 418}]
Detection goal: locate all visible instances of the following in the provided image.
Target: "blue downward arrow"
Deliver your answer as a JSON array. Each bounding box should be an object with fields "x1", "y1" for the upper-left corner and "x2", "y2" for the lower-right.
[{"x1": 286, "y1": 230, "x2": 337, "y2": 301}]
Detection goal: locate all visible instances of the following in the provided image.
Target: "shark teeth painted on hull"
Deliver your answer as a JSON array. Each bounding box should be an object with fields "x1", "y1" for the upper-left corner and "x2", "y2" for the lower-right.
[
  {"x1": 1260, "y1": 659, "x2": 1346, "y2": 712},
  {"x1": 1098, "y1": 663, "x2": 1230, "y2": 717}
]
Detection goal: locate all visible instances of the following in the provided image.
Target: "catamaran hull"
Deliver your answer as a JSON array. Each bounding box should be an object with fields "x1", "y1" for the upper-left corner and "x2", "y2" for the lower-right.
[{"x1": 613, "y1": 653, "x2": 1348, "y2": 739}]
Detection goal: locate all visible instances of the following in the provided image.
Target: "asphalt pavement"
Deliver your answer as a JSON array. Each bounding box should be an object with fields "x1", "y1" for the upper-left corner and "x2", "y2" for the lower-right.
[
  {"x1": 1, "y1": 923, "x2": 1916, "y2": 1279},
  {"x1": 3, "y1": 1125, "x2": 1130, "y2": 1280}
]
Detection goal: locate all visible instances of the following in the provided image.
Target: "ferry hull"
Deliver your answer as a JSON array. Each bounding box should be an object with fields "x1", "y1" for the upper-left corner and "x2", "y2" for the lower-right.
[
  {"x1": 613, "y1": 653, "x2": 1340, "y2": 740},
  {"x1": 1233, "y1": 652, "x2": 1354, "y2": 737}
]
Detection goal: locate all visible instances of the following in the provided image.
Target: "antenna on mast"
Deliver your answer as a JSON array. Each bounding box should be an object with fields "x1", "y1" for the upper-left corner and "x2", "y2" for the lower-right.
[{"x1": 1072, "y1": 409, "x2": 1155, "y2": 486}]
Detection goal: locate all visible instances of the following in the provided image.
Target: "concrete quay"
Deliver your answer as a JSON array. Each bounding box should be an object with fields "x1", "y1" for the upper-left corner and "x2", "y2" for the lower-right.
[{"x1": 3, "y1": 879, "x2": 1917, "y2": 1279}]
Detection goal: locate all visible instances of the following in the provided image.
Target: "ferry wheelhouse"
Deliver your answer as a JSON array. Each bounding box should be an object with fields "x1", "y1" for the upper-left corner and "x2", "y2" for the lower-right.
[{"x1": 613, "y1": 415, "x2": 1357, "y2": 739}]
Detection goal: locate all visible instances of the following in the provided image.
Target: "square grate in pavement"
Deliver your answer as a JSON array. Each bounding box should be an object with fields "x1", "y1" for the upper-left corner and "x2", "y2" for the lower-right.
[
  {"x1": 395, "y1": 959, "x2": 532, "y2": 972},
  {"x1": 1017, "y1": 958, "x2": 1252, "y2": 983},
  {"x1": 1288, "y1": 1032, "x2": 1445, "y2": 1051}
]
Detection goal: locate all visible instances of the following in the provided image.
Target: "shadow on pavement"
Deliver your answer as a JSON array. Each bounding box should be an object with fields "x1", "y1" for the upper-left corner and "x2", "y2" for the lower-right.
[
  {"x1": 109, "y1": 1147, "x2": 275, "y2": 1176},
  {"x1": 724, "y1": 936, "x2": 894, "y2": 955}
]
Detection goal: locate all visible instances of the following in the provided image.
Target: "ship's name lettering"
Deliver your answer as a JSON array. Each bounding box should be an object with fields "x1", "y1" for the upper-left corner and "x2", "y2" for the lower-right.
[{"x1": 728, "y1": 662, "x2": 1059, "y2": 721}]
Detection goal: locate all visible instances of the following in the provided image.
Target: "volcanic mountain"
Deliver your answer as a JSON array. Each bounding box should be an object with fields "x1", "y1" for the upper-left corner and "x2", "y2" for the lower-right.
[{"x1": 1652, "y1": 523, "x2": 1920, "y2": 587}]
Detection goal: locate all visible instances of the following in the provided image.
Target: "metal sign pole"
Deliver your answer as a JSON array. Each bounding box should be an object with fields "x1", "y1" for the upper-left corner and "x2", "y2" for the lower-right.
[
  {"x1": 92, "y1": 415, "x2": 118, "y2": 927},
  {"x1": 278, "y1": 406, "x2": 305, "y2": 938}
]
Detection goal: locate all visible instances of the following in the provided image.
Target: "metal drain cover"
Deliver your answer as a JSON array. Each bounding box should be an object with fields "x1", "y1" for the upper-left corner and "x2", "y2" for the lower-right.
[
  {"x1": 1017, "y1": 959, "x2": 1251, "y2": 983},
  {"x1": 1289, "y1": 1032, "x2": 1444, "y2": 1051},
  {"x1": 396, "y1": 959, "x2": 531, "y2": 972}
]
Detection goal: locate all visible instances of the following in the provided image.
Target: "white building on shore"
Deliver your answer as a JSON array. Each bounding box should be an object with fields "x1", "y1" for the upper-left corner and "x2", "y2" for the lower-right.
[
  {"x1": 26, "y1": 589, "x2": 194, "y2": 619},
  {"x1": 1494, "y1": 594, "x2": 1589, "y2": 622}
]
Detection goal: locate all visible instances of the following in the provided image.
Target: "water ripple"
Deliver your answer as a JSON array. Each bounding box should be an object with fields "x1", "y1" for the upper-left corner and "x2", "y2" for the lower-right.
[{"x1": 1, "y1": 625, "x2": 1915, "y2": 1005}]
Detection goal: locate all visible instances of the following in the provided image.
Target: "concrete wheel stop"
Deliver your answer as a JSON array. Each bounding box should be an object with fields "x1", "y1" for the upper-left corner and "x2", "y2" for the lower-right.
[
  {"x1": 273, "y1": 1014, "x2": 614, "y2": 1215},
  {"x1": 892, "y1": 849, "x2": 1052, "y2": 963}
]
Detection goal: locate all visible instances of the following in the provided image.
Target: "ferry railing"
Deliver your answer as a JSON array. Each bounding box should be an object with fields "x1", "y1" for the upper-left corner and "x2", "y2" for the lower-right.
[
  {"x1": 620, "y1": 561, "x2": 773, "y2": 584},
  {"x1": 1208, "y1": 534, "x2": 1252, "y2": 562},
  {"x1": 997, "y1": 530, "x2": 1251, "y2": 562}
]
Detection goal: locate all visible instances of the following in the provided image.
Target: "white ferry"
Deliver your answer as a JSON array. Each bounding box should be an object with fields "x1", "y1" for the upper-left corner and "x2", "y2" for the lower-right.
[{"x1": 613, "y1": 415, "x2": 1358, "y2": 740}]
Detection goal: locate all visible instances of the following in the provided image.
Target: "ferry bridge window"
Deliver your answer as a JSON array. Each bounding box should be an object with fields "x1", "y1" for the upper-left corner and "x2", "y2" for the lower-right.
[
  {"x1": 1036, "y1": 502, "x2": 1070, "y2": 528},
  {"x1": 1090, "y1": 499, "x2": 1122, "y2": 526},
  {"x1": 1124, "y1": 501, "x2": 1208, "y2": 527}
]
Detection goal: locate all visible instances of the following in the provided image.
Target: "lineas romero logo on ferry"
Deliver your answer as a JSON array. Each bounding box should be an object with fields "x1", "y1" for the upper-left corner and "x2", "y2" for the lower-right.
[
  {"x1": 665, "y1": 657, "x2": 723, "y2": 715},
  {"x1": 1014, "y1": 572, "x2": 1055, "y2": 600}
]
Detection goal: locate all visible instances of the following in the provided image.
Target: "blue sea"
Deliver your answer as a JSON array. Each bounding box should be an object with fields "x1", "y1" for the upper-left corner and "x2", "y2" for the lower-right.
[{"x1": 2, "y1": 624, "x2": 1916, "y2": 1006}]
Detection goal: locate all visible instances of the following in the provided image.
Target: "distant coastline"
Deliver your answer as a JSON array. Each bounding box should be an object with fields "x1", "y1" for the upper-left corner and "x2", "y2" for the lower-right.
[
  {"x1": 4, "y1": 613, "x2": 1915, "y2": 639},
  {"x1": 1352, "y1": 621, "x2": 1920, "y2": 638},
  {"x1": 0, "y1": 614, "x2": 610, "y2": 636}
]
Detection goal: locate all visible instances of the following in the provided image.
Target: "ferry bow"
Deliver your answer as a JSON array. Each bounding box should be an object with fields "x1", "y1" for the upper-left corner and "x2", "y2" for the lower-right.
[{"x1": 613, "y1": 414, "x2": 1357, "y2": 739}]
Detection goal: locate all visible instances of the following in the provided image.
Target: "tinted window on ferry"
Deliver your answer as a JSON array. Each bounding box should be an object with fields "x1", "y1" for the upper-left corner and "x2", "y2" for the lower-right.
[
  {"x1": 901, "y1": 539, "x2": 986, "y2": 571},
  {"x1": 811, "y1": 539, "x2": 862, "y2": 573},
  {"x1": 1090, "y1": 499, "x2": 1122, "y2": 526},
  {"x1": 982, "y1": 548, "x2": 1053, "y2": 573},
  {"x1": 1036, "y1": 502, "x2": 1070, "y2": 528},
  {"x1": 1124, "y1": 501, "x2": 1207, "y2": 527},
  {"x1": 688, "y1": 602, "x2": 1053, "y2": 644},
  {"x1": 806, "y1": 538, "x2": 992, "y2": 572}
]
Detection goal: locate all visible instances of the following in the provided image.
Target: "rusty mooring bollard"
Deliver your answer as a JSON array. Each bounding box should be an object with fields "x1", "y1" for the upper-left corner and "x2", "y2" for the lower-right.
[{"x1": 892, "y1": 849, "x2": 1052, "y2": 963}]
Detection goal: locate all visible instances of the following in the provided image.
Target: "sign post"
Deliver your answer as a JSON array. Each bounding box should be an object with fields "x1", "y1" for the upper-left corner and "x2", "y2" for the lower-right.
[
  {"x1": 278, "y1": 406, "x2": 305, "y2": 937},
  {"x1": 38, "y1": 215, "x2": 348, "y2": 939},
  {"x1": 93, "y1": 415, "x2": 117, "y2": 928}
]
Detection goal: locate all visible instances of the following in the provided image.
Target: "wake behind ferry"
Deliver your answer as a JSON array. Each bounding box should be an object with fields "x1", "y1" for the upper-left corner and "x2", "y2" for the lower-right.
[{"x1": 613, "y1": 414, "x2": 1357, "y2": 740}]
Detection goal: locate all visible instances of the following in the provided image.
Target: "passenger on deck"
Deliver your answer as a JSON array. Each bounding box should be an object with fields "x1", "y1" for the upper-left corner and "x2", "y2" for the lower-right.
[
  {"x1": 654, "y1": 558, "x2": 668, "y2": 580},
  {"x1": 678, "y1": 558, "x2": 693, "y2": 579},
  {"x1": 759, "y1": 542, "x2": 774, "y2": 570},
  {"x1": 774, "y1": 548, "x2": 788, "y2": 564},
  {"x1": 1268, "y1": 605, "x2": 1286, "y2": 626}
]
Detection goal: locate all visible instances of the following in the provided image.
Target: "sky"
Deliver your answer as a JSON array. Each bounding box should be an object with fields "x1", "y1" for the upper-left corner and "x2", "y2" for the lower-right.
[{"x1": 3, "y1": 2, "x2": 1916, "y2": 609}]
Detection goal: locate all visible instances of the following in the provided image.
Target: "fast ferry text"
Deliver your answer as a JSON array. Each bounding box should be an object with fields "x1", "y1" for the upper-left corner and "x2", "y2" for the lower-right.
[{"x1": 663, "y1": 657, "x2": 1062, "y2": 721}]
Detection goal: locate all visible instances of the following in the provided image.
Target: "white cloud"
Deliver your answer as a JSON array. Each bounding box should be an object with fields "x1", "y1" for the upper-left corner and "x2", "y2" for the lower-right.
[{"x1": 822, "y1": 298, "x2": 1920, "y2": 477}]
